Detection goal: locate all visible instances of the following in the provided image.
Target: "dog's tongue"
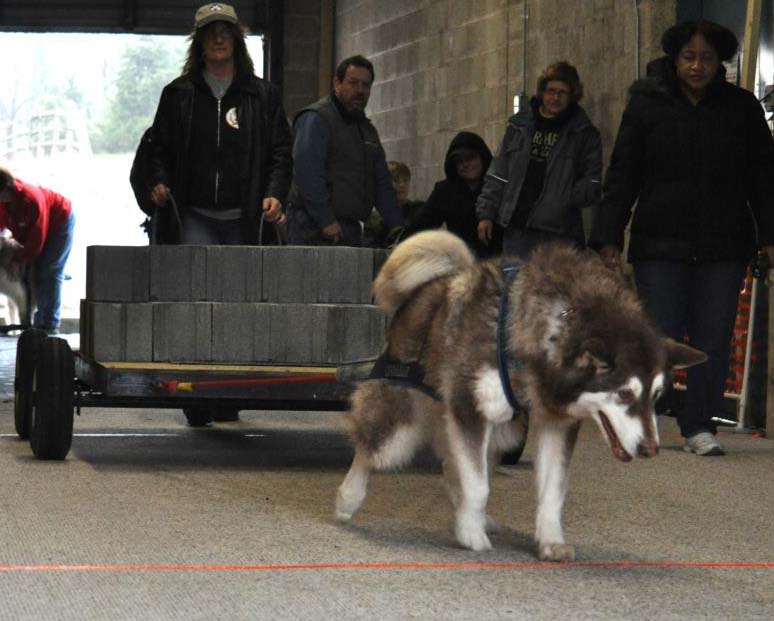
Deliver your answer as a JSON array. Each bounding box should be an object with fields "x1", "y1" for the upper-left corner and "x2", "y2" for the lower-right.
[
  {"x1": 599, "y1": 413, "x2": 633, "y2": 462},
  {"x1": 611, "y1": 443, "x2": 633, "y2": 462}
]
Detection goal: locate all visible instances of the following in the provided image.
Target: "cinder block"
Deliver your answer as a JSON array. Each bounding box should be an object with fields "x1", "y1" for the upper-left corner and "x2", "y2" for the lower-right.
[
  {"x1": 267, "y1": 304, "x2": 327, "y2": 363},
  {"x1": 261, "y1": 246, "x2": 320, "y2": 303},
  {"x1": 79, "y1": 302, "x2": 153, "y2": 362},
  {"x1": 316, "y1": 247, "x2": 374, "y2": 304},
  {"x1": 153, "y1": 303, "x2": 212, "y2": 362},
  {"x1": 326, "y1": 305, "x2": 387, "y2": 363},
  {"x1": 373, "y1": 249, "x2": 389, "y2": 283},
  {"x1": 86, "y1": 246, "x2": 149, "y2": 302},
  {"x1": 149, "y1": 246, "x2": 207, "y2": 301},
  {"x1": 205, "y1": 246, "x2": 263, "y2": 302},
  {"x1": 211, "y1": 303, "x2": 273, "y2": 363}
]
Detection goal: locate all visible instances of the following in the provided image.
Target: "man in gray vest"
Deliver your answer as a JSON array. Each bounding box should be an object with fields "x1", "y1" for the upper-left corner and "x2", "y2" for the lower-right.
[{"x1": 287, "y1": 55, "x2": 403, "y2": 245}]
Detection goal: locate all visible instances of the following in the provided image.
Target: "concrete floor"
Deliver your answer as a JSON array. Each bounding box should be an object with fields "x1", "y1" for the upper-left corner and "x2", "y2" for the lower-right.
[{"x1": 1, "y1": 334, "x2": 774, "y2": 619}]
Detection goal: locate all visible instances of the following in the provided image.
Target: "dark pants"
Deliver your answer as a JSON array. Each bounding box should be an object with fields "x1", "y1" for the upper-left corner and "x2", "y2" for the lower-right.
[
  {"x1": 287, "y1": 208, "x2": 362, "y2": 246},
  {"x1": 503, "y1": 228, "x2": 581, "y2": 259},
  {"x1": 633, "y1": 260, "x2": 746, "y2": 438}
]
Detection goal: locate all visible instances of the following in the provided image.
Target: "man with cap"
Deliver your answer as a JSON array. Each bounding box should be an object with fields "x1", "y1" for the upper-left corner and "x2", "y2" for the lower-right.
[
  {"x1": 147, "y1": 2, "x2": 291, "y2": 245},
  {"x1": 286, "y1": 55, "x2": 403, "y2": 246}
]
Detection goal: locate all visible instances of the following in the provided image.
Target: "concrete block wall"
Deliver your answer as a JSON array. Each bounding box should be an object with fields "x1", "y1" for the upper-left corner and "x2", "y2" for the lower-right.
[
  {"x1": 283, "y1": 0, "x2": 324, "y2": 118},
  {"x1": 333, "y1": 0, "x2": 676, "y2": 202},
  {"x1": 82, "y1": 245, "x2": 387, "y2": 364}
]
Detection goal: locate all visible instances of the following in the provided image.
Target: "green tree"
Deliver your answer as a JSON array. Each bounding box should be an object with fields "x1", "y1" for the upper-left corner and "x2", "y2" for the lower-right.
[{"x1": 92, "y1": 38, "x2": 181, "y2": 153}]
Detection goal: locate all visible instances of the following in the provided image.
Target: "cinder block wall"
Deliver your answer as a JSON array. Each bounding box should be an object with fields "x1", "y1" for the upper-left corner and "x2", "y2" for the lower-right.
[
  {"x1": 283, "y1": 0, "x2": 324, "y2": 119},
  {"x1": 334, "y1": 0, "x2": 676, "y2": 202}
]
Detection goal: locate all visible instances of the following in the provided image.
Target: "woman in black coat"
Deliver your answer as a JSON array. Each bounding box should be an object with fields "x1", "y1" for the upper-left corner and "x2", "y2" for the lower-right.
[{"x1": 590, "y1": 20, "x2": 774, "y2": 456}]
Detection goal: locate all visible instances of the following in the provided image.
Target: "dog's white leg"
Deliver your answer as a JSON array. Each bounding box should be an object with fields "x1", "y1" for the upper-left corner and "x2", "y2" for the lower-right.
[
  {"x1": 446, "y1": 416, "x2": 493, "y2": 551},
  {"x1": 335, "y1": 450, "x2": 372, "y2": 521},
  {"x1": 534, "y1": 421, "x2": 580, "y2": 562}
]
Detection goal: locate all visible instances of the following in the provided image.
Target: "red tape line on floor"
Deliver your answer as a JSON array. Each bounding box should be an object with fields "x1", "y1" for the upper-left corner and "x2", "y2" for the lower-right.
[{"x1": 1, "y1": 561, "x2": 773, "y2": 572}]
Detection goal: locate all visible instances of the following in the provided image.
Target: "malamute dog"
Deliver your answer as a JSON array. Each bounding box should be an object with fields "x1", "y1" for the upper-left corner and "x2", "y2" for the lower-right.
[{"x1": 336, "y1": 231, "x2": 705, "y2": 561}]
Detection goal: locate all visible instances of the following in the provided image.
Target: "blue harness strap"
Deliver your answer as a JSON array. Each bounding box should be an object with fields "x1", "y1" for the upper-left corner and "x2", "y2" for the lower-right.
[
  {"x1": 497, "y1": 260, "x2": 523, "y2": 410},
  {"x1": 363, "y1": 260, "x2": 525, "y2": 411}
]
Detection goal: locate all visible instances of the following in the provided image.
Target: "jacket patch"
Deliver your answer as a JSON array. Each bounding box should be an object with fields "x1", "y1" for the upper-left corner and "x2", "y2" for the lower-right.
[{"x1": 225, "y1": 107, "x2": 239, "y2": 129}]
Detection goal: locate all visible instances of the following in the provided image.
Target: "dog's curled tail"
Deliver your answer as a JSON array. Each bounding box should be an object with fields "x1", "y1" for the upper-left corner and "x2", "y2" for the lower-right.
[{"x1": 374, "y1": 230, "x2": 475, "y2": 314}]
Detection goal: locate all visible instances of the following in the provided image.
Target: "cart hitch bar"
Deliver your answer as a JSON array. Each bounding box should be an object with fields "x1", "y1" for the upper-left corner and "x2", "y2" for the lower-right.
[{"x1": 159, "y1": 374, "x2": 338, "y2": 394}]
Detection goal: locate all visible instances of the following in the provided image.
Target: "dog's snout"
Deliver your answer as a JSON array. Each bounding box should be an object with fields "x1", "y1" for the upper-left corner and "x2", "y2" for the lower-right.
[{"x1": 637, "y1": 439, "x2": 659, "y2": 458}]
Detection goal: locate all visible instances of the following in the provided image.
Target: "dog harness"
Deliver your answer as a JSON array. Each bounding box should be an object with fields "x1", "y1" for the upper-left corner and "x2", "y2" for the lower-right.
[
  {"x1": 497, "y1": 260, "x2": 524, "y2": 411},
  {"x1": 365, "y1": 261, "x2": 526, "y2": 415}
]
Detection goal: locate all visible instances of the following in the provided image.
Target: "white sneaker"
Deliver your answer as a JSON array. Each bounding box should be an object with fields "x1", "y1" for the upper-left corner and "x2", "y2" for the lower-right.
[{"x1": 683, "y1": 432, "x2": 724, "y2": 456}]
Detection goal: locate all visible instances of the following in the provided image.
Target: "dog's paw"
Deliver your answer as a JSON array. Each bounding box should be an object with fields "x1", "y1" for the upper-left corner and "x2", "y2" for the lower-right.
[
  {"x1": 334, "y1": 487, "x2": 363, "y2": 522},
  {"x1": 456, "y1": 524, "x2": 493, "y2": 551},
  {"x1": 537, "y1": 543, "x2": 575, "y2": 562}
]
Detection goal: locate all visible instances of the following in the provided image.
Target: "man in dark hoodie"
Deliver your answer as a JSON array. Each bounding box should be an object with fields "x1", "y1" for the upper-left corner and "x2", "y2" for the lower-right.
[
  {"x1": 476, "y1": 61, "x2": 602, "y2": 258},
  {"x1": 590, "y1": 20, "x2": 774, "y2": 457},
  {"x1": 409, "y1": 131, "x2": 502, "y2": 257},
  {"x1": 287, "y1": 55, "x2": 403, "y2": 246}
]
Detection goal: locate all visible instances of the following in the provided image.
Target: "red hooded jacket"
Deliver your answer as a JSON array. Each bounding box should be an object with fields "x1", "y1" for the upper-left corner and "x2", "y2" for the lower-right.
[{"x1": 0, "y1": 178, "x2": 72, "y2": 263}]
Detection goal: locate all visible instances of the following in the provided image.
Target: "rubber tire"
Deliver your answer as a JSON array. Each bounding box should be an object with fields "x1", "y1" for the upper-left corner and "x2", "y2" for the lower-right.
[
  {"x1": 183, "y1": 407, "x2": 212, "y2": 427},
  {"x1": 30, "y1": 337, "x2": 75, "y2": 460},
  {"x1": 14, "y1": 328, "x2": 48, "y2": 439}
]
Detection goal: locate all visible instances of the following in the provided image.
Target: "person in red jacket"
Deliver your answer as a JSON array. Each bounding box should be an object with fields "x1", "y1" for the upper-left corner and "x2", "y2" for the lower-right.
[{"x1": 0, "y1": 167, "x2": 75, "y2": 334}]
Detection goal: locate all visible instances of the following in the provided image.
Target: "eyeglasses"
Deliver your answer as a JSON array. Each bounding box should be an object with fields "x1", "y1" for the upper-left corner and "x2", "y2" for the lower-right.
[{"x1": 545, "y1": 87, "x2": 570, "y2": 98}]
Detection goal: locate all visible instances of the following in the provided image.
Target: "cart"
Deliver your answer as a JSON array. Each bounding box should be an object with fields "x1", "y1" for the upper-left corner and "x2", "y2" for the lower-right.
[{"x1": 13, "y1": 328, "x2": 355, "y2": 460}]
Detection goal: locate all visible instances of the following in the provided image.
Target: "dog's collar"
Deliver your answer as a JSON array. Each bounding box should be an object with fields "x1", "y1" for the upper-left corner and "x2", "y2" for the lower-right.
[{"x1": 497, "y1": 260, "x2": 525, "y2": 412}]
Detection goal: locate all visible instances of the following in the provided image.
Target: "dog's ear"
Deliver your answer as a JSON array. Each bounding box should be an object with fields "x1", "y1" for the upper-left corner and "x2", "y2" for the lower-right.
[
  {"x1": 574, "y1": 337, "x2": 611, "y2": 375},
  {"x1": 664, "y1": 338, "x2": 707, "y2": 370}
]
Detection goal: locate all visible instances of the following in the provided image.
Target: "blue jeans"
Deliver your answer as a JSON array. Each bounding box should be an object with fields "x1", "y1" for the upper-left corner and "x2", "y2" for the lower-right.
[
  {"x1": 633, "y1": 260, "x2": 746, "y2": 438},
  {"x1": 180, "y1": 211, "x2": 245, "y2": 245},
  {"x1": 31, "y1": 210, "x2": 75, "y2": 331}
]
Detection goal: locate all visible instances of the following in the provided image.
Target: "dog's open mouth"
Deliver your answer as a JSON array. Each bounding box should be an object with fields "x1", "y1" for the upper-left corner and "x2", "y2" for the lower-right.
[{"x1": 599, "y1": 412, "x2": 632, "y2": 462}]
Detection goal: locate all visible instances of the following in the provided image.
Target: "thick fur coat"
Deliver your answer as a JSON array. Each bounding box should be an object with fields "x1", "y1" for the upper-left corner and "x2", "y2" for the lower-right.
[{"x1": 336, "y1": 230, "x2": 706, "y2": 561}]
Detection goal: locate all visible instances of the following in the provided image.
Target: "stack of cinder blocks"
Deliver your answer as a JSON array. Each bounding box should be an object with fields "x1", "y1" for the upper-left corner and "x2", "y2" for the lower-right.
[{"x1": 81, "y1": 246, "x2": 389, "y2": 364}]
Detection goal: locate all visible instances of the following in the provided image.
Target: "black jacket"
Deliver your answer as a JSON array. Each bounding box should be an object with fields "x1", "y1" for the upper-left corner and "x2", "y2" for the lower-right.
[
  {"x1": 476, "y1": 99, "x2": 602, "y2": 244},
  {"x1": 589, "y1": 57, "x2": 774, "y2": 262},
  {"x1": 410, "y1": 131, "x2": 502, "y2": 257},
  {"x1": 148, "y1": 72, "x2": 292, "y2": 244}
]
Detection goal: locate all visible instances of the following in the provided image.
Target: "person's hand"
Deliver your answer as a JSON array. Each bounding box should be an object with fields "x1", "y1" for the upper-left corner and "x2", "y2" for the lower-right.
[
  {"x1": 599, "y1": 245, "x2": 622, "y2": 271},
  {"x1": 151, "y1": 183, "x2": 169, "y2": 207},
  {"x1": 262, "y1": 197, "x2": 285, "y2": 225},
  {"x1": 322, "y1": 222, "x2": 343, "y2": 243},
  {"x1": 477, "y1": 219, "x2": 493, "y2": 243}
]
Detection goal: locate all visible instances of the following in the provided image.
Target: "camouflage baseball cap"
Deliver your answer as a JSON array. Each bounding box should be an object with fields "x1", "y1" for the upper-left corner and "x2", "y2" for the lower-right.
[{"x1": 195, "y1": 3, "x2": 238, "y2": 29}]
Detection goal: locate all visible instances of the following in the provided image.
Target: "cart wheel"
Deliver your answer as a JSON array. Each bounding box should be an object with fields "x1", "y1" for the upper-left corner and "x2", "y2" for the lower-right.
[
  {"x1": 183, "y1": 407, "x2": 212, "y2": 427},
  {"x1": 14, "y1": 328, "x2": 48, "y2": 439},
  {"x1": 30, "y1": 337, "x2": 75, "y2": 460}
]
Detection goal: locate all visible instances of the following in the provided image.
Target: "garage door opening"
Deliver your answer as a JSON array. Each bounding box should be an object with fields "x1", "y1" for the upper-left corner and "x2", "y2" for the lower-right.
[{"x1": 0, "y1": 32, "x2": 264, "y2": 328}]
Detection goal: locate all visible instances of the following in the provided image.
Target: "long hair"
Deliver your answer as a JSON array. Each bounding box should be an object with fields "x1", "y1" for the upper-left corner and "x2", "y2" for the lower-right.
[{"x1": 182, "y1": 21, "x2": 255, "y2": 79}]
